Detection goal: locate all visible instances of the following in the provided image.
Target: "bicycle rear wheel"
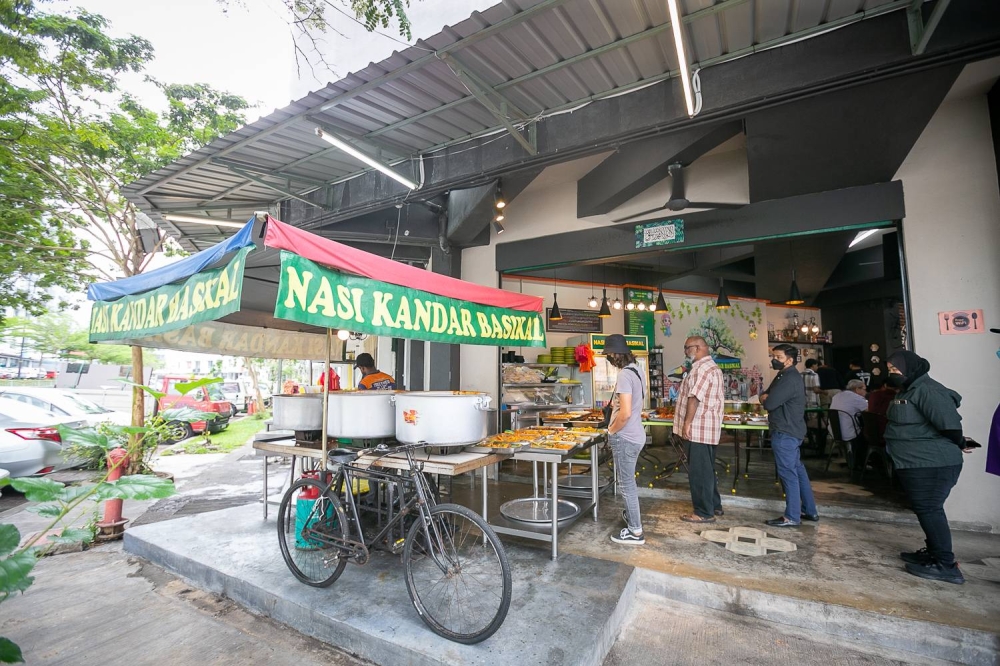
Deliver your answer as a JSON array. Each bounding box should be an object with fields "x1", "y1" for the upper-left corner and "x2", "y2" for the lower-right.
[
  {"x1": 277, "y1": 478, "x2": 349, "y2": 587},
  {"x1": 403, "y1": 503, "x2": 512, "y2": 644}
]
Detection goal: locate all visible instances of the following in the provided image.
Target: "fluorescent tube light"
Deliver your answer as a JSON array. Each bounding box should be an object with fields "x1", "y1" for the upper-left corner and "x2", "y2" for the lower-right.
[
  {"x1": 666, "y1": 0, "x2": 695, "y2": 117},
  {"x1": 162, "y1": 214, "x2": 246, "y2": 229},
  {"x1": 849, "y1": 229, "x2": 879, "y2": 248},
  {"x1": 316, "y1": 128, "x2": 417, "y2": 190}
]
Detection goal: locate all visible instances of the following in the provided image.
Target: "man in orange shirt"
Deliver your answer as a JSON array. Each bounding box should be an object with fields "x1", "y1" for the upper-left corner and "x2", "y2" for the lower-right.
[{"x1": 355, "y1": 353, "x2": 396, "y2": 390}]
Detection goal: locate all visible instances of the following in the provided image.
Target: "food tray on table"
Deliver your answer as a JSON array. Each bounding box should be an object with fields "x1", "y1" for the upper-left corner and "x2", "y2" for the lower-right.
[
  {"x1": 467, "y1": 433, "x2": 529, "y2": 454},
  {"x1": 524, "y1": 438, "x2": 581, "y2": 454}
]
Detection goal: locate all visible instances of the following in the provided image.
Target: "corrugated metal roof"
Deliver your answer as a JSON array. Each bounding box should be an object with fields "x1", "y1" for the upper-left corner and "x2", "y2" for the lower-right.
[{"x1": 126, "y1": 0, "x2": 905, "y2": 250}]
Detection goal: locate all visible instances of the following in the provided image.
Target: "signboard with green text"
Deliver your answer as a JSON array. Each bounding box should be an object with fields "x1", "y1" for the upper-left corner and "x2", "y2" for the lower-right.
[
  {"x1": 623, "y1": 288, "x2": 656, "y2": 351},
  {"x1": 635, "y1": 218, "x2": 684, "y2": 248},
  {"x1": 89, "y1": 247, "x2": 251, "y2": 343},
  {"x1": 590, "y1": 334, "x2": 648, "y2": 353},
  {"x1": 274, "y1": 252, "x2": 546, "y2": 347}
]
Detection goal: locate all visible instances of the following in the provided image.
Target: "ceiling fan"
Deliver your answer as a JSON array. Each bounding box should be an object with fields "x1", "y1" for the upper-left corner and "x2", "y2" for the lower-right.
[{"x1": 613, "y1": 163, "x2": 744, "y2": 223}]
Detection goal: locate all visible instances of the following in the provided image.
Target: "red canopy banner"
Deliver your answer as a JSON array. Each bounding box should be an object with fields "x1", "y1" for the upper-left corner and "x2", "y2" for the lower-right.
[{"x1": 264, "y1": 216, "x2": 543, "y2": 313}]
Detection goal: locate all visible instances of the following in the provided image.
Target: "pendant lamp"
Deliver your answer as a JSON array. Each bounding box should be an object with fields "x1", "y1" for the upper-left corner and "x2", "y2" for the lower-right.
[
  {"x1": 613, "y1": 288, "x2": 622, "y2": 310},
  {"x1": 549, "y1": 272, "x2": 562, "y2": 320},
  {"x1": 654, "y1": 290, "x2": 667, "y2": 313},
  {"x1": 588, "y1": 268, "x2": 598, "y2": 307},
  {"x1": 598, "y1": 288, "x2": 612, "y2": 318},
  {"x1": 715, "y1": 278, "x2": 731, "y2": 310},
  {"x1": 786, "y1": 268, "x2": 804, "y2": 305},
  {"x1": 626, "y1": 301, "x2": 636, "y2": 311}
]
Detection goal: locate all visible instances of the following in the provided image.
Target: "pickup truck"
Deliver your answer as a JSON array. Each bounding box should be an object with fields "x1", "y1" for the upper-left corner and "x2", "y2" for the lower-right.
[{"x1": 155, "y1": 376, "x2": 232, "y2": 441}]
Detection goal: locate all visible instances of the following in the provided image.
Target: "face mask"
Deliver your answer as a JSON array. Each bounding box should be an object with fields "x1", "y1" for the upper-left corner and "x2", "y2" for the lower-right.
[
  {"x1": 770, "y1": 359, "x2": 784, "y2": 371},
  {"x1": 887, "y1": 374, "x2": 906, "y2": 388}
]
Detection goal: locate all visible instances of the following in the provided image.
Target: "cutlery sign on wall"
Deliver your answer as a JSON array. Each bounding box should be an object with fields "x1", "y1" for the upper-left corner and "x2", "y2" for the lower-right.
[{"x1": 938, "y1": 309, "x2": 985, "y2": 335}]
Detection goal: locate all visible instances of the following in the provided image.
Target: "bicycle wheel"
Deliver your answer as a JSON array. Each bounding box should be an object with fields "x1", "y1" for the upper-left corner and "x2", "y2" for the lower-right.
[
  {"x1": 277, "y1": 478, "x2": 349, "y2": 587},
  {"x1": 403, "y1": 503, "x2": 512, "y2": 644}
]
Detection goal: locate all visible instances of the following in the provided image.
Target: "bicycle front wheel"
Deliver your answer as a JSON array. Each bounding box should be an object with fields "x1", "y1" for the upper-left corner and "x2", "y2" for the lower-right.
[
  {"x1": 403, "y1": 503, "x2": 512, "y2": 644},
  {"x1": 277, "y1": 478, "x2": 349, "y2": 587}
]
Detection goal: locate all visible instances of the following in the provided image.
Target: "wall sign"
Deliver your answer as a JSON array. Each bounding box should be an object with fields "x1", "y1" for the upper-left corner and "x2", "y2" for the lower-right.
[
  {"x1": 635, "y1": 219, "x2": 685, "y2": 248},
  {"x1": 938, "y1": 309, "x2": 985, "y2": 335},
  {"x1": 591, "y1": 334, "x2": 648, "y2": 353},
  {"x1": 623, "y1": 288, "x2": 655, "y2": 350},
  {"x1": 545, "y1": 308, "x2": 603, "y2": 333}
]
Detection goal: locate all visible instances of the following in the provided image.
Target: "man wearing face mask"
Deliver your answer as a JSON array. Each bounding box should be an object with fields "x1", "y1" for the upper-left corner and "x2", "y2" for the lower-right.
[
  {"x1": 761, "y1": 344, "x2": 818, "y2": 527},
  {"x1": 885, "y1": 350, "x2": 968, "y2": 584}
]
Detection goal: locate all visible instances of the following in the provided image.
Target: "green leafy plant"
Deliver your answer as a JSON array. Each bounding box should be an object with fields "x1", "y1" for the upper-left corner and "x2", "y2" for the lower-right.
[{"x1": 0, "y1": 467, "x2": 175, "y2": 663}]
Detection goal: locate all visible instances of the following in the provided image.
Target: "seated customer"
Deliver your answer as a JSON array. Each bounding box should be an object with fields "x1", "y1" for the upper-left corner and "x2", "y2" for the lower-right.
[{"x1": 830, "y1": 379, "x2": 868, "y2": 469}]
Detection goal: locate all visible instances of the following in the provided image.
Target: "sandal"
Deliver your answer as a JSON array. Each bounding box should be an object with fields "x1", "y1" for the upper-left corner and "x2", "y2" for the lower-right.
[{"x1": 680, "y1": 514, "x2": 716, "y2": 523}]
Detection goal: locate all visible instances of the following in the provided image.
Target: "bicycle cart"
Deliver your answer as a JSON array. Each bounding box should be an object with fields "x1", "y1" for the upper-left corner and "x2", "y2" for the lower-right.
[{"x1": 276, "y1": 442, "x2": 512, "y2": 645}]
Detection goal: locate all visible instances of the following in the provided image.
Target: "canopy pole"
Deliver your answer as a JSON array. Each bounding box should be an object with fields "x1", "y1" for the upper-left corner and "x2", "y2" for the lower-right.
[{"x1": 320, "y1": 328, "x2": 332, "y2": 472}]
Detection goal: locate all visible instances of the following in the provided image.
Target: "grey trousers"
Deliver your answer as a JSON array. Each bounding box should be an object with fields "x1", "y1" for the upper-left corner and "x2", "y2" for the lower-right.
[
  {"x1": 684, "y1": 439, "x2": 722, "y2": 519},
  {"x1": 610, "y1": 432, "x2": 644, "y2": 533}
]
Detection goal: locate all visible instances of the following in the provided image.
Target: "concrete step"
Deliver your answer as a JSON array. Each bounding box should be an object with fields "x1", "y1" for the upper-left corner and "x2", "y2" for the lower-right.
[
  {"x1": 605, "y1": 592, "x2": 950, "y2": 666},
  {"x1": 634, "y1": 568, "x2": 1000, "y2": 666},
  {"x1": 124, "y1": 503, "x2": 636, "y2": 666}
]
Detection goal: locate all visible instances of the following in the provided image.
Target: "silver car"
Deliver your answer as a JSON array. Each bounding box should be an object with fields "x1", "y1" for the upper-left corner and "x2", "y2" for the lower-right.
[{"x1": 0, "y1": 400, "x2": 84, "y2": 478}]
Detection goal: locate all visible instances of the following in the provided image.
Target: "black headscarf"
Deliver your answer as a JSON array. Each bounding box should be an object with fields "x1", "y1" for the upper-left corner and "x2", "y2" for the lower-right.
[{"x1": 886, "y1": 350, "x2": 931, "y2": 388}]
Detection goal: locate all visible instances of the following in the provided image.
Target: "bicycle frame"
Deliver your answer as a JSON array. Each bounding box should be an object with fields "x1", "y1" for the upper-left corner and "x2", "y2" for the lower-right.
[{"x1": 322, "y1": 443, "x2": 458, "y2": 574}]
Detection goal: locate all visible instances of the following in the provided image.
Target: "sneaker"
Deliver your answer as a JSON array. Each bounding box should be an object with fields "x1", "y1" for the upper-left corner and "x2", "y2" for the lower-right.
[
  {"x1": 611, "y1": 527, "x2": 645, "y2": 545},
  {"x1": 900, "y1": 547, "x2": 934, "y2": 565},
  {"x1": 904, "y1": 561, "x2": 965, "y2": 585}
]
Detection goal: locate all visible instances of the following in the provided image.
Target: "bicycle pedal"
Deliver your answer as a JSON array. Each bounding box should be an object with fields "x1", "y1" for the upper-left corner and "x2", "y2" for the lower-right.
[{"x1": 390, "y1": 538, "x2": 405, "y2": 555}]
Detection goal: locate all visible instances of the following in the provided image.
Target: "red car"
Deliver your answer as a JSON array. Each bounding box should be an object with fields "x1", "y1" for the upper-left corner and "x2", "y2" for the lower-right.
[{"x1": 155, "y1": 376, "x2": 231, "y2": 441}]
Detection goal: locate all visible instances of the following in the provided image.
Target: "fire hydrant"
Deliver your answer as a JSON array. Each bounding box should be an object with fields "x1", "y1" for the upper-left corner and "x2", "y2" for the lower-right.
[{"x1": 95, "y1": 447, "x2": 129, "y2": 542}]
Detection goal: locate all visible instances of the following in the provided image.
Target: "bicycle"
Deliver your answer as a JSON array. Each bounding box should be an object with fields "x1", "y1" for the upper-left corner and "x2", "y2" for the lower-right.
[{"x1": 276, "y1": 442, "x2": 512, "y2": 644}]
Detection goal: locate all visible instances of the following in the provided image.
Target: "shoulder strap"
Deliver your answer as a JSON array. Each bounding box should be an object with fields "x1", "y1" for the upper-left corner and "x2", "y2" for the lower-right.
[{"x1": 626, "y1": 366, "x2": 644, "y2": 398}]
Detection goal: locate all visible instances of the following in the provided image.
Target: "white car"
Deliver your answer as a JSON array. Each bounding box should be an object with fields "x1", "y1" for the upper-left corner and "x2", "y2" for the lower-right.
[
  {"x1": 0, "y1": 388, "x2": 131, "y2": 427},
  {"x1": 0, "y1": 400, "x2": 85, "y2": 477},
  {"x1": 220, "y1": 380, "x2": 272, "y2": 417}
]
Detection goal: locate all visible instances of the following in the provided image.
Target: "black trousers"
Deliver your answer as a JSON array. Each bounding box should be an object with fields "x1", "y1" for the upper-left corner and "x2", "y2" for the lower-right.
[
  {"x1": 685, "y1": 439, "x2": 722, "y2": 519},
  {"x1": 896, "y1": 465, "x2": 962, "y2": 565}
]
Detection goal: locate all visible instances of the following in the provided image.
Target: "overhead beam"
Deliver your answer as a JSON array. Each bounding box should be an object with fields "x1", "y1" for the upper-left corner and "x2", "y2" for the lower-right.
[
  {"x1": 441, "y1": 54, "x2": 537, "y2": 156},
  {"x1": 909, "y1": 0, "x2": 954, "y2": 55},
  {"x1": 577, "y1": 121, "x2": 741, "y2": 217},
  {"x1": 214, "y1": 161, "x2": 327, "y2": 209},
  {"x1": 496, "y1": 182, "x2": 905, "y2": 272}
]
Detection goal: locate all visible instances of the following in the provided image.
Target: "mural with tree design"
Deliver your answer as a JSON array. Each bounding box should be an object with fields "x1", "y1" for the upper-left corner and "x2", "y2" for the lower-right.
[{"x1": 690, "y1": 315, "x2": 745, "y2": 358}]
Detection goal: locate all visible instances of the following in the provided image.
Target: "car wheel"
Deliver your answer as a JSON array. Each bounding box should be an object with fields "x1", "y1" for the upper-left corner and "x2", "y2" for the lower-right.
[
  {"x1": 229, "y1": 404, "x2": 237, "y2": 418},
  {"x1": 162, "y1": 421, "x2": 195, "y2": 445}
]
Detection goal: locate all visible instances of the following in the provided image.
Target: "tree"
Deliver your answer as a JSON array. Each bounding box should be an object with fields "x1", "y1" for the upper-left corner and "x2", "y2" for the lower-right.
[
  {"x1": 218, "y1": 0, "x2": 414, "y2": 78},
  {"x1": 1, "y1": 2, "x2": 248, "y2": 454},
  {"x1": 0, "y1": 313, "x2": 161, "y2": 368}
]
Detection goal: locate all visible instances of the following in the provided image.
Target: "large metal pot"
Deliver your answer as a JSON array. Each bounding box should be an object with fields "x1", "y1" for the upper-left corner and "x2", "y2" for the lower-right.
[
  {"x1": 272, "y1": 394, "x2": 324, "y2": 431},
  {"x1": 392, "y1": 391, "x2": 492, "y2": 446},
  {"x1": 326, "y1": 390, "x2": 396, "y2": 439}
]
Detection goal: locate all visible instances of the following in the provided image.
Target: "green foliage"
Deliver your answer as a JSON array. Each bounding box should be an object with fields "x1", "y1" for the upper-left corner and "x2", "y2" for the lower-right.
[
  {"x1": 0, "y1": 526, "x2": 18, "y2": 557},
  {"x1": 174, "y1": 377, "x2": 223, "y2": 395},
  {"x1": 691, "y1": 315, "x2": 746, "y2": 359},
  {"x1": 0, "y1": 636, "x2": 23, "y2": 663}
]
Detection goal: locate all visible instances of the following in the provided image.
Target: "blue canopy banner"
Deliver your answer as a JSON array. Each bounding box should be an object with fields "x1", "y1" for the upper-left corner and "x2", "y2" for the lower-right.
[
  {"x1": 89, "y1": 247, "x2": 251, "y2": 342},
  {"x1": 86, "y1": 217, "x2": 256, "y2": 302}
]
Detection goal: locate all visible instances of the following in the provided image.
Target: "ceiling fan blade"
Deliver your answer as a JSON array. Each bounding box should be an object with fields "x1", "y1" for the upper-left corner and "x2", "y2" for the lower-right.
[
  {"x1": 612, "y1": 203, "x2": 674, "y2": 223},
  {"x1": 684, "y1": 201, "x2": 745, "y2": 210}
]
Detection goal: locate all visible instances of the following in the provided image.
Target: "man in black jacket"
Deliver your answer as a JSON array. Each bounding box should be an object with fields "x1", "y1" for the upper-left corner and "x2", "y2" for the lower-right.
[{"x1": 762, "y1": 344, "x2": 818, "y2": 527}]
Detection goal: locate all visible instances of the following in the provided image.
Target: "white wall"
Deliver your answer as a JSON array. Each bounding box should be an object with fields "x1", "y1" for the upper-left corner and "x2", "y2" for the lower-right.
[{"x1": 895, "y1": 91, "x2": 1000, "y2": 531}]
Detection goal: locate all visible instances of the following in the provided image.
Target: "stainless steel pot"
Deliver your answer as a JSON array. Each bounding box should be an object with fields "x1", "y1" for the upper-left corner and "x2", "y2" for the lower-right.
[
  {"x1": 392, "y1": 391, "x2": 492, "y2": 446},
  {"x1": 271, "y1": 394, "x2": 324, "y2": 431},
  {"x1": 326, "y1": 390, "x2": 396, "y2": 439}
]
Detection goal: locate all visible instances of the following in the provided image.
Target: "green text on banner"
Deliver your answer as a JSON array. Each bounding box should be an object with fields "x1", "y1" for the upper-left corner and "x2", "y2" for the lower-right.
[
  {"x1": 274, "y1": 252, "x2": 546, "y2": 347},
  {"x1": 89, "y1": 246, "x2": 251, "y2": 342}
]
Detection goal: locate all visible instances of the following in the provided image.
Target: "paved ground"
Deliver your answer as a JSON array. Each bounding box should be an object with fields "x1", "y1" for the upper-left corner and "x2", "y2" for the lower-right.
[
  {"x1": 1, "y1": 544, "x2": 367, "y2": 666},
  {"x1": 604, "y1": 593, "x2": 947, "y2": 666}
]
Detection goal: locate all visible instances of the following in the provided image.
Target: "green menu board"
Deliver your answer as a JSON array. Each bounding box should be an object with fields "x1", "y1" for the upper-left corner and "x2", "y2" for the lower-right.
[{"x1": 623, "y1": 288, "x2": 656, "y2": 351}]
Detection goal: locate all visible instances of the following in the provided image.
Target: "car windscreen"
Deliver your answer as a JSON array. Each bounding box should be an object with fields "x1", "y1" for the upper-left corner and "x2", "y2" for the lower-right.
[
  {"x1": 221, "y1": 382, "x2": 240, "y2": 394},
  {"x1": 206, "y1": 384, "x2": 226, "y2": 401},
  {"x1": 59, "y1": 393, "x2": 111, "y2": 414}
]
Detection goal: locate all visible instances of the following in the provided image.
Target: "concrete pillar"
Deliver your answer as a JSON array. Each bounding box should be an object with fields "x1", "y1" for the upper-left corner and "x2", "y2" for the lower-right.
[{"x1": 428, "y1": 246, "x2": 461, "y2": 390}]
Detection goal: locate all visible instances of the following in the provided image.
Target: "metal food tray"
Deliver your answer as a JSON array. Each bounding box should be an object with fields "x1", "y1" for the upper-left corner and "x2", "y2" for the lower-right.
[
  {"x1": 466, "y1": 442, "x2": 528, "y2": 454},
  {"x1": 523, "y1": 440, "x2": 582, "y2": 454},
  {"x1": 566, "y1": 419, "x2": 604, "y2": 428},
  {"x1": 500, "y1": 497, "x2": 580, "y2": 523}
]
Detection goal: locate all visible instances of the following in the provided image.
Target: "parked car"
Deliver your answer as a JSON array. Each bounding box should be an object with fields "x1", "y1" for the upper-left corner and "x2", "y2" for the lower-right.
[
  {"x1": 155, "y1": 376, "x2": 231, "y2": 441},
  {"x1": 0, "y1": 388, "x2": 131, "y2": 427},
  {"x1": 0, "y1": 400, "x2": 85, "y2": 477},
  {"x1": 220, "y1": 380, "x2": 272, "y2": 417}
]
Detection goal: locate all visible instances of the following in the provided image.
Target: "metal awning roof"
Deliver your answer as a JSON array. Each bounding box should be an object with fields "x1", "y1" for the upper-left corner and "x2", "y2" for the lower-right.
[{"x1": 125, "y1": 0, "x2": 906, "y2": 252}]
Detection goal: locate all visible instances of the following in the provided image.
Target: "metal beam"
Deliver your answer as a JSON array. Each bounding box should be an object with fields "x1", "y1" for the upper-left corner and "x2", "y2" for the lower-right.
[
  {"x1": 912, "y1": 0, "x2": 954, "y2": 55},
  {"x1": 214, "y1": 161, "x2": 327, "y2": 209},
  {"x1": 210, "y1": 157, "x2": 329, "y2": 188},
  {"x1": 134, "y1": 0, "x2": 575, "y2": 195},
  {"x1": 441, "y1": 54, "x2": 536, "y2": 156}
]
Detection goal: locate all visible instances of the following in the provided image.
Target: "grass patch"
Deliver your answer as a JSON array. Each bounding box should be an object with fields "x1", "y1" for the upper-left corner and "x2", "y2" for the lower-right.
[{"x1": 181, "y1": 416, "x2": 268, "y2": 454}]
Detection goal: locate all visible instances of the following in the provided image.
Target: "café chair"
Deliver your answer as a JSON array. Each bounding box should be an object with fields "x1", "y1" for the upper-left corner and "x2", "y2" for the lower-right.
[
  {"x1": 859, "y1": 410, "x2": 892, "y2": 482},
  {"x1": 824, "y1": 408, "x2": 858, "y2": 473}
]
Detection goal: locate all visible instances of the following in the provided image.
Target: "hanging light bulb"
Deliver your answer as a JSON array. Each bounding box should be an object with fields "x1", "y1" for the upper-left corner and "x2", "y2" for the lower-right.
[
  {"x1": 655, "y1": 290, "x2": 667, "y2": 313},
  {"x1": 811, "y1": 321, "x2": 820, "y2": 334},
  {"x1": 786, "y1": 268, "x2": 804, "y2": 305},
  {"x1": 801, "y1": 322, "x2": 810, "y2": 333},
  {"x1": 495, "y1": 180, "x2": 506, "y2": 210},
  {"x1": 626, "y1": 301, "x2": 635, "y2": 311},
  {"x1": 613, "y1": 293, "x2": 623, "y2": 310},
  {"x1": 637, "y1": 301, "x2": 647, "y2": 311},
  {"x1": 598, "y1": 288, "x2": 611, "y2": 318},
  {"x1": 715, "y1": 278, "x2": 731, "y2": 310},
  {"x1": 337, "y1": 329, "x2": 351, "y2": 341},
  {"x1": 588, "y1": 294, "x2": 598, "y2": 308}
]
